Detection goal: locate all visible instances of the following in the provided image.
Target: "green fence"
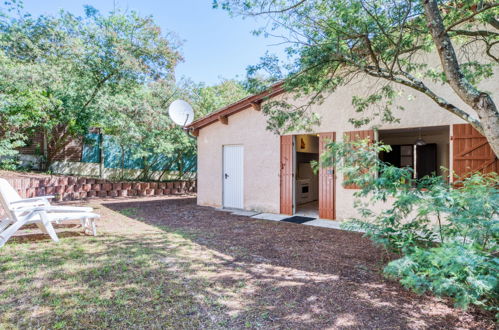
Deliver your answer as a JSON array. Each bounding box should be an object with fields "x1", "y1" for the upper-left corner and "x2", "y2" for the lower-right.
[{"x1": 81, "y1": 133, "x2": 196, "y2": 172}]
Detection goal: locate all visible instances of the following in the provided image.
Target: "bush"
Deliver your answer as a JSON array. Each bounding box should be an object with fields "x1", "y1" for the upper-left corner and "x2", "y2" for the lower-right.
[
  {"x1": 322, "y1": 139, "x2": 498, "y2": 312},
  {"x1": 384, "y1": 243, "x2": 498, "y2": 310},
  {"x1": 0, "y1": 158, "x2": 22, "y2": 171}
]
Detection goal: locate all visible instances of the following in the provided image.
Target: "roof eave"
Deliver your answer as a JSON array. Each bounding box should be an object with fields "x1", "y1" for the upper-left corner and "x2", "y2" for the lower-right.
[{"x1": 187, "y1": 82, "x2": 285, "y2": 130}]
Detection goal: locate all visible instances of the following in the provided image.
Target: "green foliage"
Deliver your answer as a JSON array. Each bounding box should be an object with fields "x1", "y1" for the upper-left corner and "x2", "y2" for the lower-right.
[
  {"x1": 0, "y1": 52, "x2": 56, "y2": 157},
  {"x1": 1, "y1": 3, "x2": 249, "y2": 177},
  {"x1": 192, "y1": 79, "x2": 250, "y2": 117},
  {"x1": 323, "y1": 138, "x2": 498, "y2": 311},
  {"x1": 244, "y1": 52, "x2": 284, "y2": 94},
  {"x1": 100, "y1": 80, "x2": 191, "y2": 181},
  {"x1": 98, "y1": 78, "x2": 249, "y2": 181},
  {"x1": 384, "y1": 243, "x2": 498, "y2": 311},
  {"x1": 0, "y1": 2, "x2": 181, "y2": 166},
  {"x1": 350, "y1": 85, "x2": 403, "y2": 127},
  {"x1": 0, "y1": 157, "x2": 21, "y2": 171},
  {"x1": 262, "y1": 100, "x2": 320, "y2": 134},
  {"x1": 214, "y1": 0, "x2": 498, "y2": 134}
]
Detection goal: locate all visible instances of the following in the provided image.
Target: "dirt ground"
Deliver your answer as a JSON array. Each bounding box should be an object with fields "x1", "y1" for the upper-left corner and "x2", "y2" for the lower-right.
[
  {"x1": 2, "y1": 196, "x2": 495, "y2": 329},
  {"x1": 102, "y1": 197, "x2": 494, "y2": 329},
  {"x1": 0, "y1": 170, "x2": 58, "y2": 179}
]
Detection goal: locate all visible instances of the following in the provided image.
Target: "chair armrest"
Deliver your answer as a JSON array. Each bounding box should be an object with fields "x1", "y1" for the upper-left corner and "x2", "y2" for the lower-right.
[
  {"x1": 33, "y1": 206, "x2": 94, "y2": 213},
  {"x1": 10, "y1": 196, "x2": 55, "y2": 204},
  {"x1": 10, "y1": 197, "x2": 53, "y2": 210}
]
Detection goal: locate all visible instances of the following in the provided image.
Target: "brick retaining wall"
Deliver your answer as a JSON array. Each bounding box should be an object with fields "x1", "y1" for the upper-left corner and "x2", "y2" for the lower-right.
[{"x1": 3, "y1": 176, "x2": 196, "y2": 202}]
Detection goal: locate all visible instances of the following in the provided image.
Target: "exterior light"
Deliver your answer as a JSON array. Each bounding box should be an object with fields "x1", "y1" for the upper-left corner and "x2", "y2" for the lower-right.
[{"x1": 415, "y1": 128, "x2": 427, "y2": 146}]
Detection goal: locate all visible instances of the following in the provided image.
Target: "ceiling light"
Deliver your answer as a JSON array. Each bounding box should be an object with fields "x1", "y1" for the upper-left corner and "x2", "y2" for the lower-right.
[{"x1": 415, "y1": 128, "x2": 427, "y2": 146}]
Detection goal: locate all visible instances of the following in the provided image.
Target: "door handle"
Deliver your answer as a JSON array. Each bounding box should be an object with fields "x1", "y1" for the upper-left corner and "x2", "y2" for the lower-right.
[{"x1": 225, "y1": 173, "x2": 229, "y2": 179}]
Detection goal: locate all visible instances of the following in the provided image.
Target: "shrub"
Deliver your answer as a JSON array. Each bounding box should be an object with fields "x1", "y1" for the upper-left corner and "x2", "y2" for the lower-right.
[
  {"x1": 384, "y1": 243, "x2": 498, "y2": 311},
  {"x1": 322, "y1": 139, "x2": 498, "y2": 312},
  {"x1": 0, "y1": 158, "x2": 21, "y2": 171}
]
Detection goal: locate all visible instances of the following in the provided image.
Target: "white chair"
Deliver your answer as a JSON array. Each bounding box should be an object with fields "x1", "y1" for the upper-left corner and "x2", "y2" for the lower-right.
[{"x1": 0, "y1": 178, "x2": 100, "y2": 248}]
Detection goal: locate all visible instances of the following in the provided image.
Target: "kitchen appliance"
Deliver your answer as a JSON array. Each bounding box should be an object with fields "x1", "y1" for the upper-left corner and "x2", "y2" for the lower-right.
[
  {"x1": 296, "y1": 179, "x2": 312, "y2": 204},
  {"x1": 298, "y1": 162, "x2": 319, "y2": 200}
]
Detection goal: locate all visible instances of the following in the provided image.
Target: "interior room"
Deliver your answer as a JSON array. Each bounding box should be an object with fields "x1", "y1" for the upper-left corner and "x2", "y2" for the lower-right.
[
  {"x1": 378, "y1": 125, "x2": 450, "y2": 180},
  {"x1": 294, "y1": 134, "x2": 319, "y2": 217}
]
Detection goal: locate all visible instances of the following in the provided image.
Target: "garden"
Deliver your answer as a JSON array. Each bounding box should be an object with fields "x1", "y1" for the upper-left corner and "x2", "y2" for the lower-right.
[{"x1": 1, "y1": 0, "x2": 498, "y2": 328}]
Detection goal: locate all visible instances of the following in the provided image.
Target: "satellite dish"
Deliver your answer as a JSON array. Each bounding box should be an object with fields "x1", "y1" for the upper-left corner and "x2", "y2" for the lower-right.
[{"x1": 169, "y1": 99, "x2": 194, "y2": 126}]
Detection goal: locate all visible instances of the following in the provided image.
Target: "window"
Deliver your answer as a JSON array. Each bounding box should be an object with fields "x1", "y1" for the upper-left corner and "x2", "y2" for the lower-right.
[{"x1": 380, "y1": 144, "x2": 414, "y2": 170}]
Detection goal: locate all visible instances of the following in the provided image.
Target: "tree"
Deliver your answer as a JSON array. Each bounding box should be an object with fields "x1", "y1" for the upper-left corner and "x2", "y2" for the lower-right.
[
  {"x1": 100, "y1": 79, "x2": 247, "y2": 181},
  {"x1": 1, "y1": 3, "x2": 251, "y2": 177},
  {"x1": 0, "y1": 52, "x2": 55, "y2": 159},
  {"x1": 0, "y1": 3, "x2": 181, "y2": 167},
  {"x1": 214, "y1": 0, "x2": 499, "y2": 156},
  {"x1": 192, "y1": 79, "x2": 250, "y2": 117},
  {"x1": 101, "y1": 79, "x2": 195, "y2": 181}
]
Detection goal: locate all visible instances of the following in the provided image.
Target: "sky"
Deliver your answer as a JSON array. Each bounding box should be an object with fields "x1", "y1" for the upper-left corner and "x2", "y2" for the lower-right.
[{"x1": 20, "y1": 0, "x2": 288, "y2": 85}]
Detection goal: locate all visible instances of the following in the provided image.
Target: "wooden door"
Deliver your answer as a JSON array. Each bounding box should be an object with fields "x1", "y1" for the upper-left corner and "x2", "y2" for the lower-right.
[
  {"x1": 319, "y1": 132, "x2": 336, "y2": 219},
  {"x1": 280, "y1": 135, "x2": 294, "y2": 215},
  {"x1": 452, "y1": 124, "x2": 498, "y2": 177}
]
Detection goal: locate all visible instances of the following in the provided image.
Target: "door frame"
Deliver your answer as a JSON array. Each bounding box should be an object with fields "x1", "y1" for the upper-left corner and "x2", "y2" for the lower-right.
[{"x1": 222, "y1": 144, "x2": 244, "y2": 209}]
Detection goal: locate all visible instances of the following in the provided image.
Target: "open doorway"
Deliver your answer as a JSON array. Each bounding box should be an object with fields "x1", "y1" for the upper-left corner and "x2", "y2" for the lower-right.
[
  {"x1": 378, "y1": 125, "x2": 450, "y2": 180},
  {"x1": 294, "y1": 134, "x2": 320, "y2": 217}
]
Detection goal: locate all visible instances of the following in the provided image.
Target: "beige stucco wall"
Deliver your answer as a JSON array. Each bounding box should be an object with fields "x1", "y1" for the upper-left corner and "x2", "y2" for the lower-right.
[
  {"x1": 196, "y1": 52, "x2": 498, "y2": 219},
  {"x1": 197, "y1": 108, "x2": 281, "y2": 213}
]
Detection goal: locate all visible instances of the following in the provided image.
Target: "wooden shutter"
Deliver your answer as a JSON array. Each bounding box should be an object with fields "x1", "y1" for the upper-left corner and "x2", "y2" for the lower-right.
[
  {"x1": 343, "y1": 130, "x2": 375, "y2": 189},
  {"x1": 452, "y1": 124, "x2": 498, "y2": 178},
  {"x1": 280, "y1": 135, "x2": 294, "y2": 215},
  {"x1": 319, "y1": 132, "x2": 336, "y2": 219}
]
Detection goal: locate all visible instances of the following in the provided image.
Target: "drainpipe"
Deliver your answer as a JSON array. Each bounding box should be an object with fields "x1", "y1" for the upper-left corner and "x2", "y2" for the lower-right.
[
  {"x1": 183, "y1": 127, "x2": 198, "y2": 140},
  {"x1": 183, "y1": 127, "x2": 198, "y2": 186}
]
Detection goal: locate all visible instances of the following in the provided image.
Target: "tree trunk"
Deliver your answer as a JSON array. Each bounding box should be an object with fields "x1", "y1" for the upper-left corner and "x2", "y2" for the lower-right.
[
  {"x1": 157, "y1": 155, "x2": 179, "y2": 182},
  {"x1": 45, "y1": 138, "x2": 69, "y2": 170},
  {"x1": 141, "y1": 157, "x2": 151, "y2": 181},
  {"x1": 475, "y1": 94, "x2": 499, "y2": 157},
  {"x1": 41, "y1": 129, "x2": 48, "y2": 171},
  {"x1": 423, "y1": 0, "x2": 499, "y2": 157},
  {"x1": 176, "y1": 152, "x2": 184, "y2": 180}
]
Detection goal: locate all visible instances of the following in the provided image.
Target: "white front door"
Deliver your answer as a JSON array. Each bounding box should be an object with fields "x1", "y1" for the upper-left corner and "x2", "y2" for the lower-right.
[{"x1": 223, "y1": 145, "x2": 244, "y2": 209}]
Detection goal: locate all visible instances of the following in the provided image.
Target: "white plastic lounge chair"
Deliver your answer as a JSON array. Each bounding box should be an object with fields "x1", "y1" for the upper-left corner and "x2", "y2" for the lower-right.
[{"x1": 0, "y1": 178, "x2": 100, "y2": 248}]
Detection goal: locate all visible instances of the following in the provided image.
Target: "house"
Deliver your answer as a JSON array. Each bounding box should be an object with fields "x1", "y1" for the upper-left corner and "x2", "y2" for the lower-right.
[
  {"x1": 14, "y1": 131, "x2": 82, "y2": 170},
  {"x1": 187, "y1": 63, "x2": 498, "y2": 220}
]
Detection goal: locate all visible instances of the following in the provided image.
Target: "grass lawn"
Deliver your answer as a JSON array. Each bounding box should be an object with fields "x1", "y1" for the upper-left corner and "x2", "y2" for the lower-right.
[
  {"x1": 0, "y1": 196, "x2": 494, "y2": 329},
  {"x1": 1, "y1": 201, "x2": 229, "y2": 328}
]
